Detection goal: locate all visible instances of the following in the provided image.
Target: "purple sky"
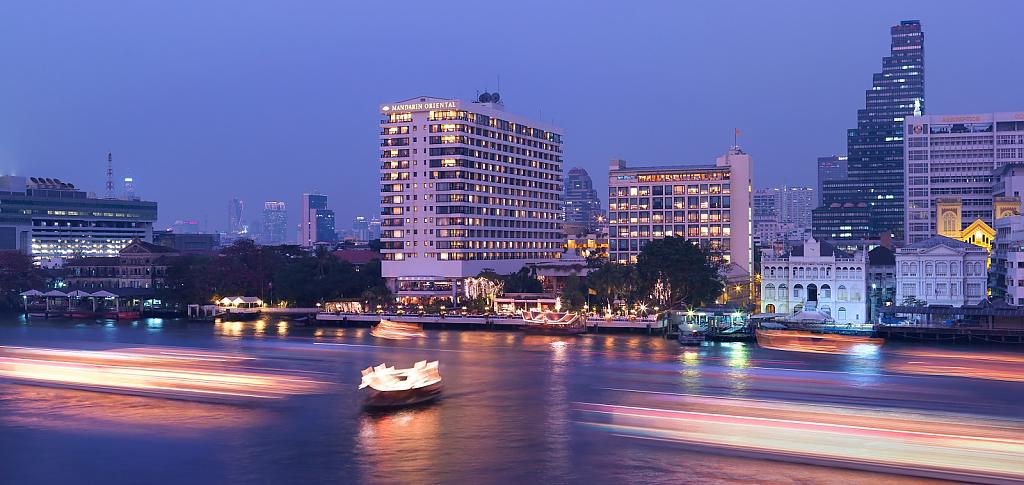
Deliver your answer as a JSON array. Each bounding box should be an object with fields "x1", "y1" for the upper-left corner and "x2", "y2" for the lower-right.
[{"x1": 3, "y1": 1, "x2": 1023, "y2": 235}]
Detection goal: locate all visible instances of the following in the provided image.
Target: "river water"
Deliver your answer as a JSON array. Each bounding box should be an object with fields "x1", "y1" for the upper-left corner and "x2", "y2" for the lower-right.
[{"x1": 1, "y1": 316, "x2": 1021, "y2": 484}]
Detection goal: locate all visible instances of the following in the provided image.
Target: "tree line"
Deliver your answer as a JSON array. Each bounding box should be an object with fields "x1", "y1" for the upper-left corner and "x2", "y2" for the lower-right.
[{"x1": 160, "y1": 240, "x2": 389, "y2": 307}]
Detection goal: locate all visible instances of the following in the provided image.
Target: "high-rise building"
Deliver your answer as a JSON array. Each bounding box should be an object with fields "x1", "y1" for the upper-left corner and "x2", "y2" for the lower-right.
[
  {"x1": 379, "y1": 94, "x2": 564, "y2": 299},
  {"x1": 228, "y1": 198, "x2": 244, "y2": 235},
  {"x1": 352, "y1": 216, "x2": 370, "y2": 242},
  {"x1": 300, "y1": 192, "x2": 335, "y2": 246},
  {"x1": 607, "y1": 147, "x2": 753, "y2": 276},
  {"x1": 904, "y1": 113, "x2": 1024, "y2": 244},
  {"x1": 816, "y1": 155, "x2": 848, "y2": 206},
  {"x1": 563, "y1": 167, "x2": 603, "y2": 234},
  {"x1": 368, "y1": 217, "x2": 382, "y2": 241},
  {"x1": 754, "y1": 186, "x2": 815, "y2": 245},
  {"x1": 261, "y1": 201, "x2": 288, "y2": 245},
  {"x1": 0, "y1": 175, "x2": 157, "y2": 264},
  {"x1": 814, "y1": 20, "x2": 925, "y2": 242},
  {"x1": 754, "y1": 187, "x2": 815, "y2": 228}
]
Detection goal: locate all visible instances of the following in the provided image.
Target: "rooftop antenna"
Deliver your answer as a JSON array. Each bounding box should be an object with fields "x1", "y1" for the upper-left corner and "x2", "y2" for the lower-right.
[{"x1": 105, "y1": 152, "x2": 114, "y2": 198}]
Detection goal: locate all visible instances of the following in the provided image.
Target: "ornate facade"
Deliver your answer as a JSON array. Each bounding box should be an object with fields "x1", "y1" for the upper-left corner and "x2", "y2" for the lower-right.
[{"x1": 760, "y1": 238, "x2": 868, "y2": 325}]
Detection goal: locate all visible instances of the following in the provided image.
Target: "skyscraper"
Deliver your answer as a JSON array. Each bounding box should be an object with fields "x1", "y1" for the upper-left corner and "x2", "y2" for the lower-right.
[
  {"x1": 814, "y1": 20, "x2": 924, "y2": 242},
  {"x1": 352, "y1": 216, "x2": 370, "y2": 242},
  {"x1": 816, "y1": 155, "x2": 848, "y2": 207},
  {"x1": 228, "y1": 198, "x2": 244, "y2": 235},
  {"x1": 262, "y1": 201, "x2": 288, "y2": 245},
  {"x1": 300, "y1": 192, "x2": 335, "y2": 246},
  {"x1": 563, "y1": 167, "x2": 604, "y2": 234},
  {"x1": 379, "y1": 94, "x2": 564, "y2": 300}
]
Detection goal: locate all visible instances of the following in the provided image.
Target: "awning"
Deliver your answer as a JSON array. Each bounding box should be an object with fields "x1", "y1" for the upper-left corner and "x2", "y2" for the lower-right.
[
  {"x1": 91, "y1": 290, "x2": 118, "y2": 298},
  {"x1": 66, "y1": 290, "x2": 93, "y2": 298},
  {"x1": 20, "y1": 290, "x2": 44, "y2": 297},
  {"x1": 42, "y1": 290, "x2": 68, "y2": 297}
]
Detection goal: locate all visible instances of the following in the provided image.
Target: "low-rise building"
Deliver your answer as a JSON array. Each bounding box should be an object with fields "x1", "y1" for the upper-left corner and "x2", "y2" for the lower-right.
[
  {"x1": 894, "y1": 236, "x2": 988, "y2": 307},
  {"x1": 867, "y1": 244, "x2": 897, "y2": 323},
  {"x1": 760, "y1": 238, "x2": 868, "y2": 325},
  {"x1": 66, "y1": 239, "x2": 180, "y2": 289}
]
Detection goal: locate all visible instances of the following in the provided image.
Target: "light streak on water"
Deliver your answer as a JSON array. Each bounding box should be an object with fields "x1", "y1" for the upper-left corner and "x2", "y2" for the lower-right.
[
  {"x1": 575, "y1": 391, "x2": 1024, "y2": 484},
  {"x1": 0, "y1": 345, "x2": 327, "y2": 401}
]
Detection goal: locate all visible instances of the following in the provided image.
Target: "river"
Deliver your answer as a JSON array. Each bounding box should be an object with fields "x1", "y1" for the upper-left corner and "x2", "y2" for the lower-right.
[{"x1": 1, "y1": 316, "x2": 1021, "y2": 484}]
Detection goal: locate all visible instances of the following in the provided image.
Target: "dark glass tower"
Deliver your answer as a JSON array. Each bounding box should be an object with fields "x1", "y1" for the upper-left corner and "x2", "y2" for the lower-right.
[
  {"x1": 814, "y1": 20, "x2": 924, "y2": 242},
  {"x1": 563, "y1": 167, "x2": 603, "y2": 233}
]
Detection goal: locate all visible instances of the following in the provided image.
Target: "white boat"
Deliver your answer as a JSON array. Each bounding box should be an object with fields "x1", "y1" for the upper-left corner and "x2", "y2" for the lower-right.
[{"x1": 359, "y1": 360, "x2": 443, "y2": 408}]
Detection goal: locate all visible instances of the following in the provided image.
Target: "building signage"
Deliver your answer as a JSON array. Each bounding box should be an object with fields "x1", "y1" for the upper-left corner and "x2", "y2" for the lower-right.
[
  {"x1": 939, "y1": 115, "x2": 983, "y2": 123},
  {"x1": 381, "y1": 101, "x2": 458, "y2": 113}
]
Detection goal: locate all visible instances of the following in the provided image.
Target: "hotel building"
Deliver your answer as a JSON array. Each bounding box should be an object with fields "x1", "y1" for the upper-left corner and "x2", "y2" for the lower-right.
[
  {"x1": 904, "y1": 112, "x2": 1024, "y2": 244},
  {"x1": 0, "y1": 175, "x2": 157, "y2": 264},
  {"x1": 606, "y1": 147, "x2": 752, "y2": 275},
  {"x1": 378, "y1": 94, "x2": 564, "y2": 299}
]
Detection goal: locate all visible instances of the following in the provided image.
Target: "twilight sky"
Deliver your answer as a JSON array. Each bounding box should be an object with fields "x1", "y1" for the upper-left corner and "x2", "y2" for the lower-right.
[{"x1": 2, "y1": 1, "x2": 1023, "y2": 236}]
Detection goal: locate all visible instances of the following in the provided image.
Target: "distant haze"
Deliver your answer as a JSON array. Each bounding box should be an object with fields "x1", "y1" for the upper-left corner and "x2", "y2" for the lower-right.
[{"x1": 2, "y1": 1, "x2": 1022, "y2": 231}]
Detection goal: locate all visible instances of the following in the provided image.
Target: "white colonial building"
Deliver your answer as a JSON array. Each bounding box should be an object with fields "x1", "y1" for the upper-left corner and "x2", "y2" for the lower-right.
[
  {"x1": 760, "y1": 238, "x2": 868, "y2": 325},
  {"x1": 894, "y1": 236, "x2": 989, "y2": 307}
]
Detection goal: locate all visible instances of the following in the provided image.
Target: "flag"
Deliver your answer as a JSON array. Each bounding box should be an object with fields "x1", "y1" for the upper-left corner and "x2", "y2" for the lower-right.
[
  {"x1": 735, "y1": 128, "x2": 741, "y2": 138},
  {"x1": 588, "y1": 288, "x2": 597, "y2": 296}
]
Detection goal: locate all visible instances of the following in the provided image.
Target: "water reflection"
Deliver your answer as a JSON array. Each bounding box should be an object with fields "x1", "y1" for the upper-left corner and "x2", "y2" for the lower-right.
[
  {"x1": 356, "y1": 405, "x2": 443, "y2": 483},
  {"x1": 0, "y1": 384, "x2": 267, "y2": 435}
]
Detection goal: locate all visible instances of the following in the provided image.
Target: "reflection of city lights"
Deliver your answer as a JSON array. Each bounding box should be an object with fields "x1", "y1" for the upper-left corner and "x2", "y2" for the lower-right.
[{"x1": 0, "y1": 346, "x2": 326, "y2": 401}]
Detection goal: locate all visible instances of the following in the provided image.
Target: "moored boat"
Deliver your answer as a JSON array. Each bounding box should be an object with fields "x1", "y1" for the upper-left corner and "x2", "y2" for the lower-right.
[
  {"x1": 677, "y1": 324, "x2": 706, "y2": 345},
  {"x1": 520, "y1": 311, "x2": 585, "y2": 335},
  {"x1": 359, "y1": 361, "x2": 443, "y2": 408}
]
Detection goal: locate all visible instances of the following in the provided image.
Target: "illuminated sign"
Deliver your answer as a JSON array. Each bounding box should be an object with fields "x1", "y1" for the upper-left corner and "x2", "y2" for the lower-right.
[
  {"x1": 939, "y1": 115, "x2": 983, "y2": 123},
  {"x1": 381, "y1": 101, "x2": 458, "y2": 113}
]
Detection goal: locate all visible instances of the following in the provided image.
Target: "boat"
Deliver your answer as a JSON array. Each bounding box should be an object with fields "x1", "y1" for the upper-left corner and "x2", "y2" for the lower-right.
[
  {"x1": 755, "y1": 329, "x2": 884, "y2": 354},
  {"x1": 359, "y1": 361, "x2": 443, "y2": 408},
  {"x1": 371, "y1": 319, "x2": 426, "y2": 340},
  {"x1": 104, "y1": 311, "x2": 141, "y2": 320},
  {"x1": 677, "y1": 322, "x2": 705, "y2": 345},
  {"x1": 520, "y1": 311, "x2": 586, "y2": 335}
]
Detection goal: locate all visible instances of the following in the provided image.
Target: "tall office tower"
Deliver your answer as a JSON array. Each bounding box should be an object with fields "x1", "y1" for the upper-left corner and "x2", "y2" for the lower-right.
[
  {"x1": 563, "y1": 167, "x2": 604, "y2": 234},
  {"x1": 0, "y1": 175, "x2": 157, "y2": 264},
  {"x1": 352, "y1": 216, "x2": 370, "y2": 242},
  {"x1": 814, "y1": 20, "x2": 924, "y2": 242},
  {"x1": 904, "y1": 113, "x2": 1024, "y2": 244},
  {"x1": 607, "y1": 147, "x2": 753, "y2": 276},
  {"x1": 300, "y1": 192, "x2": 335, "y2": 246},
  {"x1": 816, "y1": 155, "x2": 848, "y2": 207},
  {"x1": 368, "y1": 217, "x2": 382, "y2": 240},
  {"x1": 261, "y1": 201, "x2": 288, "y2": 245},
  {"x1": 379, "y1": 94, "x2": 564, "y2": 300},
  {"x1": 229, "y1": 198, "x2": 244, "y2": 234}
]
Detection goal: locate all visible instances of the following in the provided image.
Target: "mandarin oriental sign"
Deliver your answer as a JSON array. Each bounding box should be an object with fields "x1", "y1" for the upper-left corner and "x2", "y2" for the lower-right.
[
  {"x1": 939, "y1": 115, "x2": 983, "y2": 123},
  {"x1": 381, "y1": 101, "x2": 458, "y2": 112}
]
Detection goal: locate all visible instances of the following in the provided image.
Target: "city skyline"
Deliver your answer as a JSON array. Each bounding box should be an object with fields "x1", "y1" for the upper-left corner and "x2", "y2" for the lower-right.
[{"x1": 4, "y1": 3, "x2": 1023, "y2": 228}]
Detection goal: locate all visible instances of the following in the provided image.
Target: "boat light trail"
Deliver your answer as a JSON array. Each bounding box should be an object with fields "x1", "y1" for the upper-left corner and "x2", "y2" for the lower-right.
[{"x1": 0, "y1": 346, "x2": 327, "y2": 401}]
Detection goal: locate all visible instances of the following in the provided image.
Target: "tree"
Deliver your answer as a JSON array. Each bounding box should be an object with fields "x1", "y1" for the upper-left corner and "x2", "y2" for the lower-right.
[
  {"x1": 559, "y1": 274, "x2": 589, "y2": 311},
  {"x1": 502, "y1": 267, "x2": 543, "y2": 293},
  {"x1": 0, "y1": 251, "x2": 42, "y2": 310},
  {"x1": 587, "y1": 262, "x2": 636, "y2": 310},
  {"x1": 634, "y1": 237, "x2": 723, "y2": 308}
]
